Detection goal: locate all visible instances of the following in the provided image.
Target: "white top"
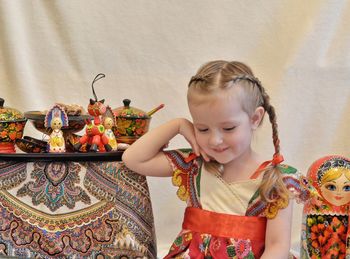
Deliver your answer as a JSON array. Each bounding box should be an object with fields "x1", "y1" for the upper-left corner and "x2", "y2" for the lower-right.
[{"x1": 200, "y1": 166, "x2": 263, "y2": 215}]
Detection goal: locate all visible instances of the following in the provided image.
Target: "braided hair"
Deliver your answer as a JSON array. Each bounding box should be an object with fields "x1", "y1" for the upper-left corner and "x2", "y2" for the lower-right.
[{"x1": 188, "y1": 60, "x2": 289, "y2": 202}]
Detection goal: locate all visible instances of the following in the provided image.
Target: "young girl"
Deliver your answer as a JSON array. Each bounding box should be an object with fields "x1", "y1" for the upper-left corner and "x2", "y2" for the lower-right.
[{"x1": 122, "y1": 60, "x2": 306, "y2": 258}]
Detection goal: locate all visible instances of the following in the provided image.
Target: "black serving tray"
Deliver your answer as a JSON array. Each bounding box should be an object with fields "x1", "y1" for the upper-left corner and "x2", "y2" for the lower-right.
[{"x1": 0, "y1": 151, "x2": 123, "y2": 162}]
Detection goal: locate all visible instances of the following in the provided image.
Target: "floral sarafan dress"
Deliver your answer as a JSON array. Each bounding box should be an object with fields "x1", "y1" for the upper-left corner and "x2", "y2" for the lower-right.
[{"x1": 163, "y1": 149, "x2": 308, "y2": 259}]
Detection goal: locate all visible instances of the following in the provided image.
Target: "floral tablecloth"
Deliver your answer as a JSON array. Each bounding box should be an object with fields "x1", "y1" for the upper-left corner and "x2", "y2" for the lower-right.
[{"x1": 0, "y1": 160, "x2": 156, "y2": 259}]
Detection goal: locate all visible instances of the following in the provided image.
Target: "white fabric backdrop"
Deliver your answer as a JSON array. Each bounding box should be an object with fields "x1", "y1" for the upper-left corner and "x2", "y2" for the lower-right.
[{"x1": 1, "y1": 0, "x2": 350, "y2": 257}]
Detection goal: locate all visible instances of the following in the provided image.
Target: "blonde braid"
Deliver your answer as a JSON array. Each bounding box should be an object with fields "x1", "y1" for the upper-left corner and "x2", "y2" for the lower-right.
[
  {"x1": 260, "y1": 89, "x2": 280, "y2": 156},
  {"x1": 259, "y1": 86, "x2": 289, "y2": 202},
  {"x1": 232, "y1": 75, "x2": 289, "y2": 202},
  {"x1": 188, "y1": 75, "x2": 208, "y2": 86},
  {"x1": 232, "y1": 75, "x2": 281, "y2": 157}
]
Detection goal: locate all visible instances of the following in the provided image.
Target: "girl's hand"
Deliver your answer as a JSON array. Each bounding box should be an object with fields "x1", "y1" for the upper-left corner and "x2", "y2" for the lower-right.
[{"x1": 178, "y1": 118, "x2": 210, "y2": 162}]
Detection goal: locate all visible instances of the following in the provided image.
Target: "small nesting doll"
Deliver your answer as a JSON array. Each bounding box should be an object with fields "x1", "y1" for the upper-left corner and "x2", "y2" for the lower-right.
[
  {"x1": 102, "y1": 106, "x2": 117, "y2": 151},
  {"x1": 44, "y1": 104, "x2": 69, "y2": 153},
  {"x1": 301, "y1": 155, "x2": 350, "y2": 259}
]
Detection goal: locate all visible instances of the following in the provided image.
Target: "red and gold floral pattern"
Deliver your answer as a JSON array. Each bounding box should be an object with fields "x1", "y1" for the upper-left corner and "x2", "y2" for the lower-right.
[
  {"x1": 166, "y1": 231, "x2": 256, "y2": 259},
  {"x1": 0, "y1": 121, "x2": 26, "y2": 143},
  {"x1": 305, "y1": 215, "x2": 347, "y2": 258}
]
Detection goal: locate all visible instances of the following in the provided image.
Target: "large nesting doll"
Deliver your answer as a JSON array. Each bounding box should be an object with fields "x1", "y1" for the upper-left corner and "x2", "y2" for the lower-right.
[{"x1": 301, "y1": 155, "x2": 350, "y2": 259}]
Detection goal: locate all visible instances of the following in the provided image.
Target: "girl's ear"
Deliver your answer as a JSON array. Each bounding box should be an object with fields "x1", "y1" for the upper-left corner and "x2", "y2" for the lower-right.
[{"x1": 251, "y1": 106, "x2": 265, "y2": 129}]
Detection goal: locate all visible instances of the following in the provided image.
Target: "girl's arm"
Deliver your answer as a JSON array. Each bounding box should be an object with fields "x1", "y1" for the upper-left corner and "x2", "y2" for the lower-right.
[
  {"x1": 260, "y1": 202, "x2": 293, "y2": 259},
  {"x1": 122, "y1": 118, "x2": 201, "y2": 177}
]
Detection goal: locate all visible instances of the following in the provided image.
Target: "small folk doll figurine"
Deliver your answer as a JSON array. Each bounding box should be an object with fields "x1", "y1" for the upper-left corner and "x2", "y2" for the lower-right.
[
  {"x1": 74, "y1": 73, "x2": 112, "y2": 152},
  {"x1": 103, "y1": 106, "x2": 118, "y2": 151},
  {"x1": 44, "y1": 104, "x2": 69, "y2": 153},
  {"x1": 301, "y1": 155, "x2": 350, "y2": 259}
]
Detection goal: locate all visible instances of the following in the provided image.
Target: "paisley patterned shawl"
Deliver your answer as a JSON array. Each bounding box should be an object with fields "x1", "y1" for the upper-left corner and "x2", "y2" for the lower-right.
[{"x1": 0, "y1": 160, "x2": 157, "y2": 259}]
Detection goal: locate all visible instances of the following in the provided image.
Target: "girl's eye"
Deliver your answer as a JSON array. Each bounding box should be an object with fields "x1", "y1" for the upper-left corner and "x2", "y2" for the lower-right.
[
  {"x1": 197, "y1": 128, "x2": 208, "y2": 132},
  {"x1": 223, "y1": 126, "x2": 236, "y2": 131},
  {"x1": 325, "y1": 184, "x2": 337, "y2": 191},
  {"x1": 343, "y1": 185, "x2": 350, "y2": 192}
]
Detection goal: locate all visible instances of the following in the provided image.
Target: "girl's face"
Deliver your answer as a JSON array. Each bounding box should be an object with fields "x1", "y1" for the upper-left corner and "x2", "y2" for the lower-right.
[
  {"x1": 320, "y1": 172, "x2": 350, "y2": 206},
  {"x1": 189, "y1": 88, "x2": 262, "y2": 165}
]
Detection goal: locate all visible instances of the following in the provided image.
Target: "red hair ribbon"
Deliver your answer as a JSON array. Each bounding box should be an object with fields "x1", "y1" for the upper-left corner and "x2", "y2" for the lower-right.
[
  {"x1": 184, "y1": 153, "x2": 198, "y2": 163},
  {"x1": 271, "y1": 153, "x2": 284, "y2": 166}
]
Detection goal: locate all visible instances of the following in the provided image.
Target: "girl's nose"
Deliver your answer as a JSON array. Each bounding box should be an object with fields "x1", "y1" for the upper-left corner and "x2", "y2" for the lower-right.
[{"x1": 208, "y1": 131, "x2": 223, "y2": 146}]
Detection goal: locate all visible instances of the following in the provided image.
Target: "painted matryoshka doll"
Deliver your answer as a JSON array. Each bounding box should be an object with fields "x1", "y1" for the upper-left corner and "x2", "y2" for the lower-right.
[
  {"x1": 301, "y1": 155, "x2": 350, "y2": 259},
  {"x1": 44, "y1": 104, "x2": 69, "y2": 153}
]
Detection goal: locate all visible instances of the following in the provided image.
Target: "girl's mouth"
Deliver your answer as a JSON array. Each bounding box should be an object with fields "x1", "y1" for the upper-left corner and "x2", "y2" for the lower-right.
[
  {"x1": 213, "y1": 147, "x2": 228, "y2": 153},
  {"x1": 335, "y1": 196, "x2": 343, "y2": 200}
]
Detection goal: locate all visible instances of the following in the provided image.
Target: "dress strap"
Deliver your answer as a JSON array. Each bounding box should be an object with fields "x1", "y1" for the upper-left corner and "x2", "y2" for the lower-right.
[{"x1": 183, "y1": 207, "x2": 266, "y2": 241}]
